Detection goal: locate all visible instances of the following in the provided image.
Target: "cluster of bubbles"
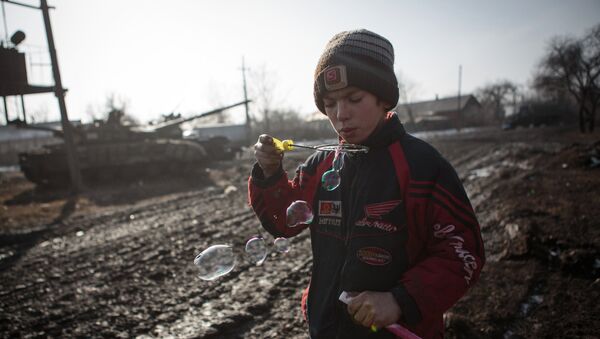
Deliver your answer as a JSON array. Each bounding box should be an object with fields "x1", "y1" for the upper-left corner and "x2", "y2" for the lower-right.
[
  {"x1": 194, "y1": 199, "x2": 314, "y2": 281},
  {"x1": 321, "y1": 148, "x2": 344, "y2": 191},
  {"x1": 194, "y1": 144, "x2": 352, "y2": 281}
]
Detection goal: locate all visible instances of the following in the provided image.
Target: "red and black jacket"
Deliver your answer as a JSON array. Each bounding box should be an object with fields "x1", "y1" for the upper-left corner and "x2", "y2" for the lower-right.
[{"x1": 248, "y1": 113, "x2": 485, "y2": 339}]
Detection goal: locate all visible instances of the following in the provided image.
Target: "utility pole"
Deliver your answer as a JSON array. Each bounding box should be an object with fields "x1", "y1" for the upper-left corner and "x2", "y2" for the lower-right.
[
  {"x1": 19, "y1": 95, "x2": 27, "y2": 123},
  {"x1": 2, "y1": 97, "x2": 8, "y2": 124},
  {"x1": 41, "y1": 0, "x2": 82, "y2": 192},
  {"x1": 241, "y1": 57, "x2": 251, "y2": 143},
  {"x1": 457, "y1": 64, "x2": 462, "y2": 131},
  {"x1": 1, "y1": 0, "x2": 8, "y2": 42},
  {"x1": 2, "y1": 0, "x2": 9, "y2": 124}
]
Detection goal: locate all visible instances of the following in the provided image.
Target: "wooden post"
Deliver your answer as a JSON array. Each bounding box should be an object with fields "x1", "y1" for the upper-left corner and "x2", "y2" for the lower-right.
[
  {"x1": 457, "y1": 65, "x2": 462, "y2": 131},
  {"x1": 241, "y1": 57, "x2": 251, "y2": 144},
  {"x1": 2, "y1": 96, "x2": 8, "y2": 124},
  {"x1": 20, "y1": 95, "x2": 27, "y2": 123},
  {"x1": 41, "y1": 0, "x2": 82, "y2": 192}
]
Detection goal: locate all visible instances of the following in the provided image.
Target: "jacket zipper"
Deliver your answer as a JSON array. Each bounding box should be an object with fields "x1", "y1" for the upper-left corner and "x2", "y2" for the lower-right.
[{"x1": 335, "y1": 153, "x2": 364, "y2": 336}]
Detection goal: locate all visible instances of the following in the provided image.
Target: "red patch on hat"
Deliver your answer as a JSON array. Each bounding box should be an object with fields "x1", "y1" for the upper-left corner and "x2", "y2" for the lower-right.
[{"x1": 323, "y1": 65, "x2": 347, "y2": 91}]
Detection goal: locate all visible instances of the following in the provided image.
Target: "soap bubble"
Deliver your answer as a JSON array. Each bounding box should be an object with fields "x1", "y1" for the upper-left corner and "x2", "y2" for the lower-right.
[
  {"x1": 321, "y1": 169, "x2": 341, "y2": 191},
  {"x1": 273, "y1": 237, "x2": 290, "y2": 253},
  {"x1": 193, "y1": 244, "x2": 235, "y2": 281},
  {"x1": 321, "y1": 151, "x2": 344, "y2": 191},
  {"x1": 245, "y1": 237, "x2": 268, "y2": 265},
  {"x1": 333, "y1": 151, "x2": 345, "y2": 171},
  {"x1": 286, "y1": 200, "x2": 314, "y2": 227}
]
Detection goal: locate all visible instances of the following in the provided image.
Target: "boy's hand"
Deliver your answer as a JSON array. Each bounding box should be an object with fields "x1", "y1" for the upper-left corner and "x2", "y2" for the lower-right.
[
  {"x1": 347, "y1": 291, "x2": 402, "y2": 329},
  {"x1": 254, "y1": 134, "x2": 283, "y2": 178}
]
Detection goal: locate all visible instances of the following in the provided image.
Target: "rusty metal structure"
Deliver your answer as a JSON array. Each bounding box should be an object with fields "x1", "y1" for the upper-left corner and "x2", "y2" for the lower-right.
[
  {"x1": 2, "y1": 0, "x2": 84, "y2": 191},
  {"x1": 17, "y1": 100, "x2": 249, "y2": 187}
]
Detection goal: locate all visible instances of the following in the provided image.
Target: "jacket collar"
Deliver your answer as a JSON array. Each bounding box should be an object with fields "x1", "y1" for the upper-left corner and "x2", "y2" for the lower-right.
[{"x1": 358, "y1": 111, "x2": 406, "y2": 150}]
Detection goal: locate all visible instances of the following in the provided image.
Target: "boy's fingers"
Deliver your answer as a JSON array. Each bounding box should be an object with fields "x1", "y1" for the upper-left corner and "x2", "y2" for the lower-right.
[
  {"x1": 362, "y1": 313, "x2": 374, "y2": 328},
  {"x1": 258, "y1": 134, "x2": 273, "y2": 144},
  {"x1": 255, "y1": 148, "x2": 283, "y2": 161},
  {"x1": 259, "y1": 158, "x2": 281, "y2": 168},
  {"x1": 255, "y1": 141, "x2": 281, "y2": 154},
  {"x1": 347, "y1": 295, "x2": 362, "y2": 315},
  {"x1": 350, "y1": 304, "x2": 374, "y2": 328}
]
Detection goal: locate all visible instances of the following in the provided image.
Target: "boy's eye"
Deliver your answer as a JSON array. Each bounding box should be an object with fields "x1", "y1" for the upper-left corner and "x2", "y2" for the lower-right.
[
  {"x1": 349, "y1": 96, "x2": 362, "y2": 103},
  {"x1": 324, "y1": 101, "x2": 335, "y2": 108}
]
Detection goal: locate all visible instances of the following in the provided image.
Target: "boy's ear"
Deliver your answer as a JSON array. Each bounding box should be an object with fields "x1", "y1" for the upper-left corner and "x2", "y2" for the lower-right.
[{"x1": 378, "y1": 99, "x2": 391, "y2": 111}]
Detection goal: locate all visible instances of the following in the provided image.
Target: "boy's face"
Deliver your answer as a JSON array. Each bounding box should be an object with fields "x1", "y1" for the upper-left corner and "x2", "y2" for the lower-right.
[{"x1": 323, "y1": 86, "x2": 389, "y2": 144}]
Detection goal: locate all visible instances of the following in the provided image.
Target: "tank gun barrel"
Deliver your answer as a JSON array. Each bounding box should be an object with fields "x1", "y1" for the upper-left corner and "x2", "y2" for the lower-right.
[
  {"x1": 10, "y1": 119, "x2": 65, "y2": 138},
  {"x1": 152, "y1": 100, "x2": 251, "y2": 132}
]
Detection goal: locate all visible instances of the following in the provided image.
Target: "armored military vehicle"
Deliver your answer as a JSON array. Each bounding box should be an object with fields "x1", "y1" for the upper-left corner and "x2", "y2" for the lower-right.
[{"x1": 17, "y1": 101, "x2": 249, "y2": 187}]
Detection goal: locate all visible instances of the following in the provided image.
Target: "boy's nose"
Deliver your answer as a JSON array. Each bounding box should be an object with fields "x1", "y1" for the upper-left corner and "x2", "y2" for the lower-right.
[{"x1": 336, "y1": 101, "x2": 351, "y2": 121}]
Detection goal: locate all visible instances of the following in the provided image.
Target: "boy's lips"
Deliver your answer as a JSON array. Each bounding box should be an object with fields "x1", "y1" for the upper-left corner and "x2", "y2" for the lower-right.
[{"x1": 339, "y1": 127, "x2": 358, "y2": 139}]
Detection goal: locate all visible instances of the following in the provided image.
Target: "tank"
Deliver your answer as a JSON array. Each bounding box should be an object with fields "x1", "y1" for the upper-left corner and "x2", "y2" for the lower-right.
[{"x1": 17, "y1": 101, "x2": 250, "y2": 187}]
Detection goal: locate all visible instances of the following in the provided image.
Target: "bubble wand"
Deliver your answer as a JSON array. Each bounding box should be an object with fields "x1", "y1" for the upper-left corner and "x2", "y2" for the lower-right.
[{"x1": 272, "y1": 137, "x2": 369, "y2": 153}]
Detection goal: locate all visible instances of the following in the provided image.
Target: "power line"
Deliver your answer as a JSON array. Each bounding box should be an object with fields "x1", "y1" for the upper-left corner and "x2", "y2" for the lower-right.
[{"x1": 1, "y1": 0, "x2": 8, "y2": 43}]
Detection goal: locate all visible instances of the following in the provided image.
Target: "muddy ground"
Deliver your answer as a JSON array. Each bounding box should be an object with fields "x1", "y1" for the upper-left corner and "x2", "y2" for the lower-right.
[{"x1": 0, "y1": 126, "x2": 598, "y2": 338}]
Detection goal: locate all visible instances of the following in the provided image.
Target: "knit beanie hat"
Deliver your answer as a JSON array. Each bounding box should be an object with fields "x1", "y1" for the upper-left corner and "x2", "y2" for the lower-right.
[{"x1": 313, "y1": 29, "x2": 399, "y2": 113}]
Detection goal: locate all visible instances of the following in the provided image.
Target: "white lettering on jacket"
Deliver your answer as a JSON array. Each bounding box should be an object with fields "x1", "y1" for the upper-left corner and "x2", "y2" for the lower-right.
[
  {"x1": 355, "y1": 218, "x2": 397, "y2": 232},
  {"x1": 433, "y1": 223, "x2": 477, "y2": 285}
]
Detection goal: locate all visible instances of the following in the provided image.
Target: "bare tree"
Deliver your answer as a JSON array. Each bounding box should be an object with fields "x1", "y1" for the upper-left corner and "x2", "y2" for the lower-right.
[
  {"x1": 534, "y1": 23, "x2": 600, "y2": 133},
  {"x1": 104, "y1": 92, "x2": 138, "y2": 125},
  {"x1": 30, "y1": 104, "x2": 49, "y2": 123},
  {"x1": 85, "y1": 103, "x2": 102, "y2": 122},
  {"x1": 395, "y1": 71, "x2": 419, "y2": 124},
  {"x1": 475, "y1": 80, "x2": 519, "y2": 121},
  {"x1": 249, "y1": 64, "x2": 282, "y2": 133},
  {"x1": 205, "y1": 79, "x2": 236, "y2": 124},
  {"x1": 247, "y1": 63, "x2": 306, "y2": 137}
]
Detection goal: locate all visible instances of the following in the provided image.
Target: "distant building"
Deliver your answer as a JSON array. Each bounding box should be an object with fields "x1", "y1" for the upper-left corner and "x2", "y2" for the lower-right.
[{"x1": 395, "y1": 95, "x2": 487, "y2": 131}]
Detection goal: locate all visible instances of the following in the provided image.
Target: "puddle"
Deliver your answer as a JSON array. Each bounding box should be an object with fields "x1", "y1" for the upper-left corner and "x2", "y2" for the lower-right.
[
  {"x1": 0, "y1": 165, "x2": 19, "y2": 173},
  {"x1": 468, "y1": 160, "x2": 533, "y2": 180},
  {"x1": 470, "y1": 166, "x2": 494, "y2": 179},
  {"x1": 412, "y1": 127, "x2": 483, "y2": 139},
  {"x1": 518, "y1": 293, "x2": 544, "y2": 317},
  {"x1": 0, "y1": 249, "x2": 15, "y2": 262},
  {"x1": 503, "y1": 280, "x2": 545, "y2": 338}
]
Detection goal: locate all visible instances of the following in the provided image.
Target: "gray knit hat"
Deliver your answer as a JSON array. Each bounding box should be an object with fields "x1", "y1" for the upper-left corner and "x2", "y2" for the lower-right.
[{"x1": 313, "y1": 29, "x2": 399, "y2": 113}]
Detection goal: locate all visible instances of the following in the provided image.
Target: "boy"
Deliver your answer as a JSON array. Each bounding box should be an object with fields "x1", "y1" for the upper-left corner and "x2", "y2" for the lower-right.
[{"x1": 248, "y1": 29, "x2": 485, "y2": 338}]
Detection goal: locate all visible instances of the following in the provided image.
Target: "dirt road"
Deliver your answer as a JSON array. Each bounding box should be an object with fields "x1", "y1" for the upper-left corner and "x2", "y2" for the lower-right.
[{"x1": 1, "y1": 126, "x2": 598, "y2": 338}]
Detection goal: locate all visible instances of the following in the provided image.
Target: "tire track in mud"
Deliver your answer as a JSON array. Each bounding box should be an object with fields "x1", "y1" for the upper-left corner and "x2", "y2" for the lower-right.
[
  {"x1": 1, "y1": 182, "x2": 275, "y2": 338},
  {"x1": 161, "y1": 249, "x2": 312, "y2": 339}
]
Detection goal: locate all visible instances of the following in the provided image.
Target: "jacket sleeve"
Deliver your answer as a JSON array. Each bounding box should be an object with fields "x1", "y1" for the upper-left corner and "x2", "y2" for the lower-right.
[
  {"x1": 248, "y1": 153, "x2": 330, "y2": 238},
  {"x1": 393, "y1": 155, "x2": 486, "y2": 326}
]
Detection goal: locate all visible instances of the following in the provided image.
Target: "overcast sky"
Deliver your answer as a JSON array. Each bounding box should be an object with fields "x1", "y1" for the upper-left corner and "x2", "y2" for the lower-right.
[{"x1": 2, "y1": 0, "x2": 599, "y2": 124}]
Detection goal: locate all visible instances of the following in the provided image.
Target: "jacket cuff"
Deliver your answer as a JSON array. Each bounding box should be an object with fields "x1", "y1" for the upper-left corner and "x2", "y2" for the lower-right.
[
  {"x1": 390, "y1": 284, "x2": 422, "y2": 325},
  {"x1": 251, "y1": 162, "x2": 284, "y2": 188}
]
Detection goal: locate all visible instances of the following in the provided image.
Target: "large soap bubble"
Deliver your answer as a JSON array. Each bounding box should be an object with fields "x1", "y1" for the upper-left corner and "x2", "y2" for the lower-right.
[
  {"x1": 193, "y1": 244, "x2": 235, "y2": 281},
  {"x1": 321, "y1": 169, "x2": 341, "y2": 191},
  {"x1": 273, "y1": 237, "x2": 290, "y2": 253},
  {"x1": 245, "y1": 237, "x2": 268, "y2": 265},
  {"x1": 286, "y1": 200, "x2": 314, "y2": 227},
  {"x1": 321, "y1": 151, "x2": 344, "y2": 191}
]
